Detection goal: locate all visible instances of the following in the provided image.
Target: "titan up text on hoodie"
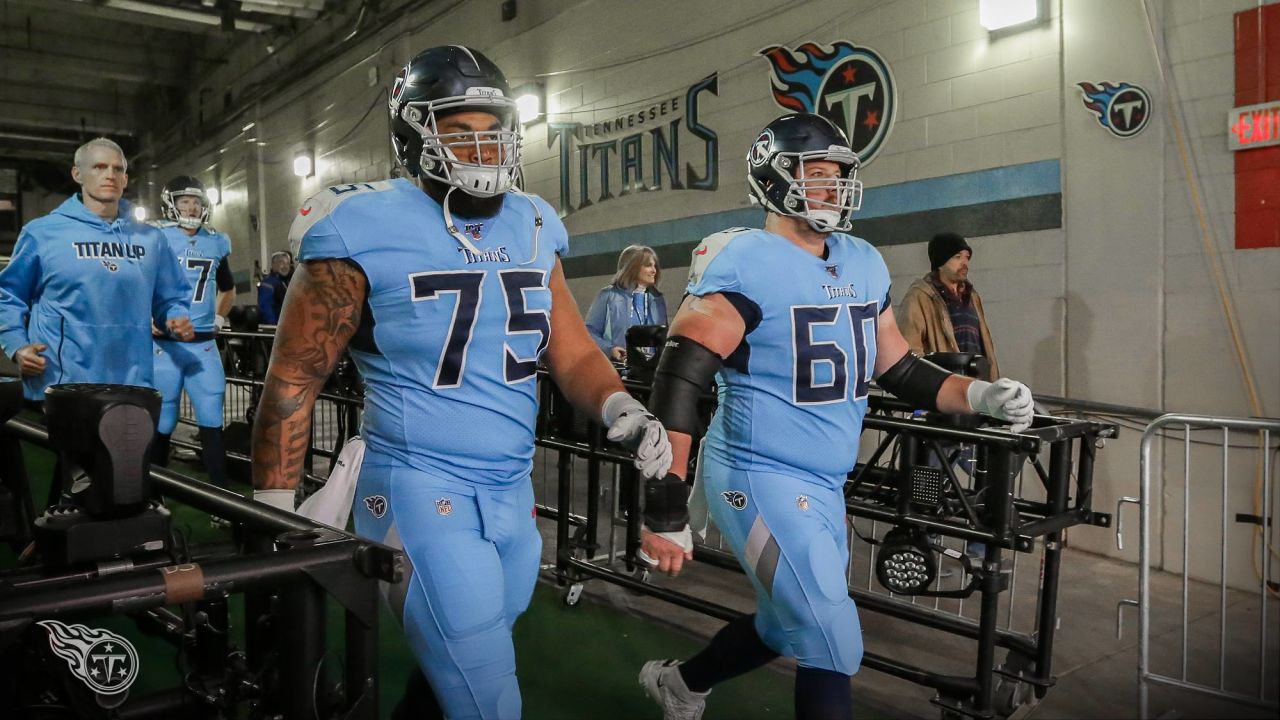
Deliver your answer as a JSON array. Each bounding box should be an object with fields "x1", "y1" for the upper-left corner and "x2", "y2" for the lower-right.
[{"x1": 0, "y1": 194, "x2": 193, "y2": 400}]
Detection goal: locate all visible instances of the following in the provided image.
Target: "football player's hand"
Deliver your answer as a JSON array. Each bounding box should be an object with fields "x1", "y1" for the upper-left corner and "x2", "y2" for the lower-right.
[
  {"x1": 602, "y1": 392, "x2": 673, "y2": 479},
  {"x1": 166, "y1": 316, "x2": 195, "y2": 341},
  {"x1": 13, "y1": 343, "x2": 48, "y2": 376},
  {"x1": 214, "y1": 314, "x2": 229, "y2": 331},
  {"x1": 967, "y1": 378, "x2": 1034, "y2": 433},
  {"x1": 609, "y1": 346, "x2": 627, "y2": 363},
  {"x1": 639, "y1": 525, "x2": 693, "y2": 576},
  {"x1": 151, "y1": 322, "x2": 164, "y2": 338}
]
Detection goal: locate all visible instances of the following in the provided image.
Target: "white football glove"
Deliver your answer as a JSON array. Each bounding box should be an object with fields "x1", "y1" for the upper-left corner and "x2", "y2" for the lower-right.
[
  {"x1": 967, "y1": 378, "x2": 1035, "y2": 433},
  {"x1": 637, "y1": 524, "x2": 694, "y2": 566},
  {"x1": 602, "y1": 392, "x2": 673, "y2": 479},
  {"x1": 214, "y1": 314, "x2": 229, "y2": 331},
  {"x1": 254, "y1": 488, "x2": 299, "y2": 514}
]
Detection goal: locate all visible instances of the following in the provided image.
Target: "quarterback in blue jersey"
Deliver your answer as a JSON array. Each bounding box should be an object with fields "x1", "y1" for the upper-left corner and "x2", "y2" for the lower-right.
[
  {"x1": 150, "y1": 175, "x2": 236, "y2": 490},
  {"x1": 250, "y1": 46, "x2": 673, "y2": 720},
  {"x1": 0, "y1": 138, "x2": 194, "y2": 401},
  {"x1": 637, "y1": 114, "x2": 1035, "y2": 720}
]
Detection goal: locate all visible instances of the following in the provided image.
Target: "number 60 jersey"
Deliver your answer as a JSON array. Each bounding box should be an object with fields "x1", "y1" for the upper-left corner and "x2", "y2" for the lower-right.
[
  {"x1": 291, "y1": 178, "x2": 568, "y2": 487},
  {"x1": 687, "y1": 228, "x2": 892, "y2": 491}
]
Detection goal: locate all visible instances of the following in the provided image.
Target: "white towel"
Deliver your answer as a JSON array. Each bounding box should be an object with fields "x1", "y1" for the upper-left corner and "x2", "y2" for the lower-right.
[{"x1": 297, "y1": 436, "x2": 365, "y2": 529}]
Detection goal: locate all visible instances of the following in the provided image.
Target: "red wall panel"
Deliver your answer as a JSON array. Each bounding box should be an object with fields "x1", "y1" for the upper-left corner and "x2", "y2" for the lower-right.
[{"x1": 1234, "y1": 4, "x2": 1280, "y2": 249}]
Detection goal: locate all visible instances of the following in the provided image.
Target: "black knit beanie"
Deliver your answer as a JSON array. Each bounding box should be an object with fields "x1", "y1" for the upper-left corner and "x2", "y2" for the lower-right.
[{"x1": 928, "y1": 232, "x2": 972, "y2": 271}]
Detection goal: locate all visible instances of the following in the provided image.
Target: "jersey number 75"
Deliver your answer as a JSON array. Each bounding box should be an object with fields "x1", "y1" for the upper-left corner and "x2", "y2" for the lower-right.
[{"x1": 409, "y1": 269, "x2": 550, "y2": 388}]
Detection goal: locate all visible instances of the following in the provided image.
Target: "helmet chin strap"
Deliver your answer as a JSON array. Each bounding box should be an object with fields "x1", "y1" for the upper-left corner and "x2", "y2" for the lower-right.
[
  {"x1": 805, "y1": 209, "x2": 841, "y2": 233},
  {"x1": 439, "y1": 185, "x2": 544, "y2": 265}
]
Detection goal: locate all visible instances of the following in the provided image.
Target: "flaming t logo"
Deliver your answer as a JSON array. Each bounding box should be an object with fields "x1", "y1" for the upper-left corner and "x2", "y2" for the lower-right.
[
  {"x1": 758, "y1": 40, "x2": 896, "y2": 164},
  {"x1": 37, "y1": 620, "x2": 140, "y2": 697},
  {"x1": 1077, "y1": 81, "x2": 1151, "y2": 138}
]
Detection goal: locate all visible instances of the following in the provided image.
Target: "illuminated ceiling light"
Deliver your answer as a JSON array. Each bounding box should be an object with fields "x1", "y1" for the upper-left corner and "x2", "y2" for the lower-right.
[
  {"x1": 242, "y1": 122, "x2": 256, "y2": 132},
  {"x1": 293, "y1": 154, "x2": 313, "y2": 178},
  {"x1": 206, "y1": 187, "x2": 221, "y2": 205},
  {"x1": 514, "y1": 83, "x2": 544, "y2": 125},
  {"x1": 132, "y1": 206, "x2": 147, "y2": 222},
  {"x1": 979, "y1": 0, "x2": 1041, "y2": 32}
]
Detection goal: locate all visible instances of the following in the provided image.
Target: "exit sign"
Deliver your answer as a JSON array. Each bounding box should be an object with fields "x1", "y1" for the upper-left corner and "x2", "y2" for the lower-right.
[{"x1": 1228, "y1": 100, "x2": 1280, "y2": 150}]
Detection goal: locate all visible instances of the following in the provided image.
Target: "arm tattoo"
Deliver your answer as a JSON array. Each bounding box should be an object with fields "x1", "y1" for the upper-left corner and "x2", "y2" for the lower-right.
[{"x1": 251, "y1": 259, "x2": 365, "y2": 490}]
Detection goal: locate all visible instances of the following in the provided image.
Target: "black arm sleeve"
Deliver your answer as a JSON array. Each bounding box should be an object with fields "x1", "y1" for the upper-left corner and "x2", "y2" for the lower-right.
[
  {"x1": 875, "y1": 351, "x2": 952, "y2": 411},
  {"x1": 215, "y1": 256, "x2": 235, "y2": 293},
  {"x1": 647, "y1": 336, "x2": 722, "y2": 436}
]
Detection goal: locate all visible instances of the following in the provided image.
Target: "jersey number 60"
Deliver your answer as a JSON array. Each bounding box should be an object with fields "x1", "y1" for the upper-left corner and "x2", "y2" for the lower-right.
[{"x1": 791, "y1": 302, "x2": 878, "y2": 404}]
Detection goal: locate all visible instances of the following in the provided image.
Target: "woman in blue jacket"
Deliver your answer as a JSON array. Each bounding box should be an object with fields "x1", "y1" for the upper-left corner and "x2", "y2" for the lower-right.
[{"x1": 584, "y1": 244, "x2": 667, "y2": 362}]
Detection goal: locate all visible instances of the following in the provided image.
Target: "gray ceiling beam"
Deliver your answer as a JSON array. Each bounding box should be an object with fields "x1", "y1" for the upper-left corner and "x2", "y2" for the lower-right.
[
  {"x1": 238, "y1": 1, "x2": 319, "y2": 19},
  {"x1": 0, "y1": 45, "x2": 183, "y2": 86},
  {"x1": 0, "y1": 112, "x2": 137, "y2": 138},
  {"x1": 2, "y1": 0, "x2": 273, "y2": 34},
  {"x1": 79, "y1": 0, "x2": 275, "y2": 33}
]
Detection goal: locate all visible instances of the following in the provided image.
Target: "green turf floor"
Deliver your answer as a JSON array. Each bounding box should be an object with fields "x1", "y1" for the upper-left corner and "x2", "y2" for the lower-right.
[{"x1": 5, "y1": 439, "x2": 811, "y2": 719}]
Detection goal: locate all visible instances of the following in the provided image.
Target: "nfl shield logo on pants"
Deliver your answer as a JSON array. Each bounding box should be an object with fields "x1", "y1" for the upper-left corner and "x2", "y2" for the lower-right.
[{"x1": 435, "y1": 497, "x2": 453, "y2": 516}]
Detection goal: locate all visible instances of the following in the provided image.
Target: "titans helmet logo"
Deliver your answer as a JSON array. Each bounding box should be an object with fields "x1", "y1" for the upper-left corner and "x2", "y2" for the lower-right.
[
  {"x1": 1077, "y1": 81, "x2": 1151, "y2": 138},
  {"x1": 748, "y1": 129, "x2": 774, "y2": 167},
  {"x1": 37, "y1": 620, "x2": 140, "y2": 698},
  {"x1": 758, "y1": 40, "x2": 896, "y2": 164}
]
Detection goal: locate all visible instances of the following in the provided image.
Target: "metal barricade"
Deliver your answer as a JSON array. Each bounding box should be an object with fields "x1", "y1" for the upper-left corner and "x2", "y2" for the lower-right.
[
  {"x1": 537, "y1": 371, "x2": 1117, "y2": 719},
  {"x1": 1121, "y1": 414, "x2": 1279, "y2": 718}
]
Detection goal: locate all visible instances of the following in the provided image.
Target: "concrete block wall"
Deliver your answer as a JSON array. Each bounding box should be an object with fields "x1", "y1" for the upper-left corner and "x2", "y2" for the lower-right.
[{"x1": 137, "y1": 0, "x2": 1278, "y2": 586}]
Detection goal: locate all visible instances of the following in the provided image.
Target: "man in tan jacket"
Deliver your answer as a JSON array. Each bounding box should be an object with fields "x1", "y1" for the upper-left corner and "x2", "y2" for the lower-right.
[{"x1": 898, "y1": 232, "x2": 1000, "y2": 380}]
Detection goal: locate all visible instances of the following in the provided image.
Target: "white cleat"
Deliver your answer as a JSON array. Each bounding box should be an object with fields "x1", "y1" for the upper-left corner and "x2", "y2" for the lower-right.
[{"x1": 639, "y1": 659, "x2": 708, "y2": 720}]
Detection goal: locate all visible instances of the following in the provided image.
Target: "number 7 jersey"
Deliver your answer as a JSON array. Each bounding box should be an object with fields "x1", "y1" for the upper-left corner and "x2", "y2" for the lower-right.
[
  {"x1": 291, "y1": 178, "x2": 568, "y2": 486},
  {"x1": 153, "y1": 223, "x2": 232, "y2": 333},
  {"x1": 687, "y1": 228, "x2": 892, "y2": 490}
]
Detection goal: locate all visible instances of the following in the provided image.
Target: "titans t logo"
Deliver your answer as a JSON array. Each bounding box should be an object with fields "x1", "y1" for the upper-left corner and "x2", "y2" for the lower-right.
[
  {"x1": 758, "y1": 40, "x2": 897, "y2": 164},
  {"x1": 1077, "y1": 81, "x2": 1152, "y2": 138}
]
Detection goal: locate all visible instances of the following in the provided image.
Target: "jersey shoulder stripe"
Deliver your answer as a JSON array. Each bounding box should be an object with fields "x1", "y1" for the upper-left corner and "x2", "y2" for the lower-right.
[
  {"x1": 289, "y1": 180, "x2": 400, "y2": 255},
  {"x1": 687, "y1": 227, "x2": 755, "y2": 287}
]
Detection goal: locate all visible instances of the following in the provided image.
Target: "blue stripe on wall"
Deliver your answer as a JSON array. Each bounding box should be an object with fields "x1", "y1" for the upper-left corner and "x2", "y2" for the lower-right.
[
  {"x1": 854, "y1": 159, "x2": 1060, "y2": 219},
  {"x1": 564, "y1": 159, "x2": 1061, "y2": 258}
]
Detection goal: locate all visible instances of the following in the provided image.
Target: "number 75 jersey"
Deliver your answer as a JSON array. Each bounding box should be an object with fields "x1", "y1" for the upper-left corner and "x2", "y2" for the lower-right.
[
  {"x1": 687, "y1": 228, "x2": 892, "y2": 489},
  {"x1": 291, "y1": 178, "x2": 569, "y2": 486}
]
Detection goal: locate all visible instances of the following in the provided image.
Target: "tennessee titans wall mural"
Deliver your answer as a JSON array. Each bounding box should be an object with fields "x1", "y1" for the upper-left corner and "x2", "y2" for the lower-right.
[
  {"x1": 758, "y1": 40, "x2": 897, "y2": 164},
  {"x1": 1077, "y1": 81, "x2": 1153, "y2": 138}
]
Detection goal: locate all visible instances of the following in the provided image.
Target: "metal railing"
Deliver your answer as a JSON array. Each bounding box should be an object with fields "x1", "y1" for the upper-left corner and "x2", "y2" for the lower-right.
[
  {"x1": 1121, "y1": 413, "x2": 1279, "y2": 718},
  {"x1": 536, "y1": 374, "x2": 1117, "y2": 719}
]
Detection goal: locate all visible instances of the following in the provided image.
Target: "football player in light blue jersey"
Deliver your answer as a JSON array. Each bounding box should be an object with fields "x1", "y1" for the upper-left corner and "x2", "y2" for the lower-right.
[
  {"x1": 250, "y1": 45, "x2": 673, "y2": 720},
  {"x1": 637, "y1": 114, "x2": 1036, "y2": 720},
  {"x1": 150, "y1": 176, "x2": 236, "y2": 491},
  {"x1": 0, "y1": 138, "x2": 194, "y2": 402}
]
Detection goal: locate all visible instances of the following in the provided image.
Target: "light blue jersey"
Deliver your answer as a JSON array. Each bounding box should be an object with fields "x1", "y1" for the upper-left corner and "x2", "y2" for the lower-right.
[
  {"x1": 153, "y1": 222, "x2": 232, "y2": 333},
  {"x1": 291, "y1": 179, "x2": 568, "y2": 486},
  {"x1": 0, "y1": 195, "x2": 192, "y2": 400},
  {"x1": 688, "y1": 228, "x2": 892, "y2": 489}
]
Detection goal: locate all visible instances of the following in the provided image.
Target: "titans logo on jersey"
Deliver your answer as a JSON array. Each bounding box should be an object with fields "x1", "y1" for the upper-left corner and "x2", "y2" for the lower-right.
[
  {"x1": 290, "y1": 179, "x2": 569, "y2": 486},
  {"x1": 687, "y1": 228, "x2": 892, "y2": 489},
  {"x1": 153, "y1": 222, "x2": 231, "y2": 333}
]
